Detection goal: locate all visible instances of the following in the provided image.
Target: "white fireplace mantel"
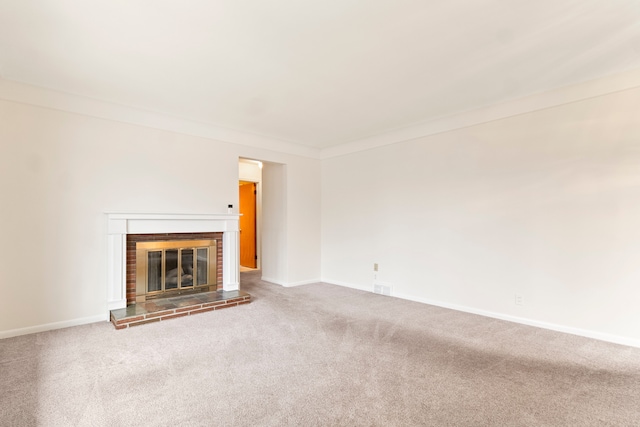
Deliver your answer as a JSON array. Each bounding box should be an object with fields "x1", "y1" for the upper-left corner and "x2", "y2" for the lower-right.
[{"x1": 107, "y1": 213, "x2": 240, "y2": 310}]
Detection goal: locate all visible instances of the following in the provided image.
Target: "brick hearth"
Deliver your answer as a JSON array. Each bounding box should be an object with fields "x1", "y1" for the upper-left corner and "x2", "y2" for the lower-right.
[{"x1": 110, "y1": 290, "x2": 251, "y2": 329}]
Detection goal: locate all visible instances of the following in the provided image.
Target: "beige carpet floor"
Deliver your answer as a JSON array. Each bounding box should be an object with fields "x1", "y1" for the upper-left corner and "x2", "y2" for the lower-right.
[{"x1": 1, "y1": 270, "x2": 640, "y2": 426}]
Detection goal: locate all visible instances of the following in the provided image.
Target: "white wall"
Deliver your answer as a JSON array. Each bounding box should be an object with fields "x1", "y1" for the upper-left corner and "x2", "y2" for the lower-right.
[
  {"x1": 0, "y1": 98, "x2": 321, "y2": 335},
  {"x1": 322, "y1": 84, "x2": 640, "y2": 346},
  {"x1": 285, "y1": 159, "x2": 323, "y2": 285},
  {"x1": 3, "y1": 76, "x2": 639, "y2": 347},
  {"x1": 257, "y1": 158, "x2": 323, "y2": 287},
  {"x1": 261, "y1": 162, "x2": 288, "y2": 284}
]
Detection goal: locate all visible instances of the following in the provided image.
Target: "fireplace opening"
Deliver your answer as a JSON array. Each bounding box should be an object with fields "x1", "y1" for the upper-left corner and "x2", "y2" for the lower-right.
[
  {"x1": 127, "y1": 232, "x2": 224, "y2": 305},
  {"x1": 136, "y1": 239, "x2": 217, "y2": 302}
]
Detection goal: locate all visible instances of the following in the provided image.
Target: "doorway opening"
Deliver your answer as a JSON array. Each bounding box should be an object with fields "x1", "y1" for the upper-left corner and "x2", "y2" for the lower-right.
[
  {"x1": 239, "y1": 181, "x2": 257, "y2": 269},
  {"x1": 239, "y1": 159, "x2": 262, "y2": 271}
]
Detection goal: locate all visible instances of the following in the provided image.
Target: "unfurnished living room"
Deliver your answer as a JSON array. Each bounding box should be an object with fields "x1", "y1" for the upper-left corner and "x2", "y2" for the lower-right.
[{"x1": 2, "y1": 1, "x2": 640, "y2": 426}]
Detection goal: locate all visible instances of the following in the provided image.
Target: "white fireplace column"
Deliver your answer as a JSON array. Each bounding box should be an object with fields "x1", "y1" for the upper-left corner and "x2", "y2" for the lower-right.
[
  {"x1": 223, "y1": 230, "x2": 240, "y2": 291},
  {"x1": 107, "y1": 213, "x2": 241, "y2": 311}
]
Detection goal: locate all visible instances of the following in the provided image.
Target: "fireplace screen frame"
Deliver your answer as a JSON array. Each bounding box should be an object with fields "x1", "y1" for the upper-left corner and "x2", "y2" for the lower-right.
[{"x1": 135, "y1": 239, "x2": 217, "y2": 302}]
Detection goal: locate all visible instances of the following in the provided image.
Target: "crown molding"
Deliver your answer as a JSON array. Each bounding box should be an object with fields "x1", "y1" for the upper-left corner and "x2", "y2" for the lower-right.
[
  {"x1": 0, "y1": 78, "x2": 322, "y2": 159},
  {"x1": 320, "y1": 67, "x2": 640, "y2": 159},
  {"x1": 3, "y1": 68, "x2": 640, "y2": 161}
]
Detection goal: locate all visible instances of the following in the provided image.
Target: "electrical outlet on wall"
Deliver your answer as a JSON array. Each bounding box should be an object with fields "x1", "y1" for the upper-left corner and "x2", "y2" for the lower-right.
[{"x1": 373, "y1": 263, "x2": 379, "y2": 272}]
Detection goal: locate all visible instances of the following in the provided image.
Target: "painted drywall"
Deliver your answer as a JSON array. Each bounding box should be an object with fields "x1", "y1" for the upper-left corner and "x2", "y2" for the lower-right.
[
  {"x1": 322, "y1": 84, "x2": 640, "y2": 345},
  {"x1": 261, "y1": 162, "x2": 288, "y2": 284},
  {"x1": 0, "y1": 98, "x2": 321, "y2": 335},
  {"x1": 285, "y1": 159, "x2": 323, "y2": 285},
  {"x1": 255, "y1": 159, "x2": 322, "y2": 286}
]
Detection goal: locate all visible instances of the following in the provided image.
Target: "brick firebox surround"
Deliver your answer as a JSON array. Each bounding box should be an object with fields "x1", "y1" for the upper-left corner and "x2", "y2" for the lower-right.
[{"x1": 126, "y1": 232, "x2": 224, "y2": 305}]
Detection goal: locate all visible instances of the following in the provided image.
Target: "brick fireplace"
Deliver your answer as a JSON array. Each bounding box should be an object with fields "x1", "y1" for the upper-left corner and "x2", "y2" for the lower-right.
[
  {"x1": 126, "y1": 232, "x2": 223, "y2": 305},
  {"x1": 107, "y1": 213, "x2": 240, "y2": 311}
]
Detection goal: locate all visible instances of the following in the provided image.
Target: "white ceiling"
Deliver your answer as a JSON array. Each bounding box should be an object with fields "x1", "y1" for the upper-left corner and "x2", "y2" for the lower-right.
[{"x1": 1, "y1": 0, "x2": 640, "y2": 150}]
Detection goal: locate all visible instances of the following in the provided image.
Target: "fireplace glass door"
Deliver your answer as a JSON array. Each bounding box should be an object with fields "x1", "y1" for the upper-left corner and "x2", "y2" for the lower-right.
[{"x1": 136, "y1": 240, "x2": 217, "y2": 302}]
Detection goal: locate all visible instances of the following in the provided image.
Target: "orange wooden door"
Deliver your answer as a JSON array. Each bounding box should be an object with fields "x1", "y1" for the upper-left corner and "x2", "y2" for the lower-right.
[{"x1": 239, "y1": 182, "x2": 257, "y2": 268}]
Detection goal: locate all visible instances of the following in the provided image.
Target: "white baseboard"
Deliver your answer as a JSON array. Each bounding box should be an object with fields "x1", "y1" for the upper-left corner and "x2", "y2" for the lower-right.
[
  {"x1": 322, "y1": 280, "x2": 640, "y2": 349},
  {"x1": 261, "y1": 277, "x2": 322, "y2": 287},
  {"x1": 6, "y1": 284, "x2": 638, "y2": 349},
  {"x1": 394, "y1": 291, "x2": 640, "y2": 349},
  {"x1": 284, "y1": 278, "x2": 322, "y2": 287},
  {"x1": 321, "y1": 278, "x2": 371, "y2": 293},
  {"x1": 0, "y1": 314, "x2": 109, "y2": 340},
  {"x1": 260, "y1": 276, "x2": 281, "y2": 285}
]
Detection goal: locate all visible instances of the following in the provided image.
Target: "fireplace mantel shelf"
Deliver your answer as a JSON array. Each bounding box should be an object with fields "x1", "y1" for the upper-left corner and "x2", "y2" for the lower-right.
[
  {"x1": 107, "y1": 212, "x2": 241, "y2": 220},
  {"x1": 107, "y1": 213, "x2": 240, "y2": 311}
]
